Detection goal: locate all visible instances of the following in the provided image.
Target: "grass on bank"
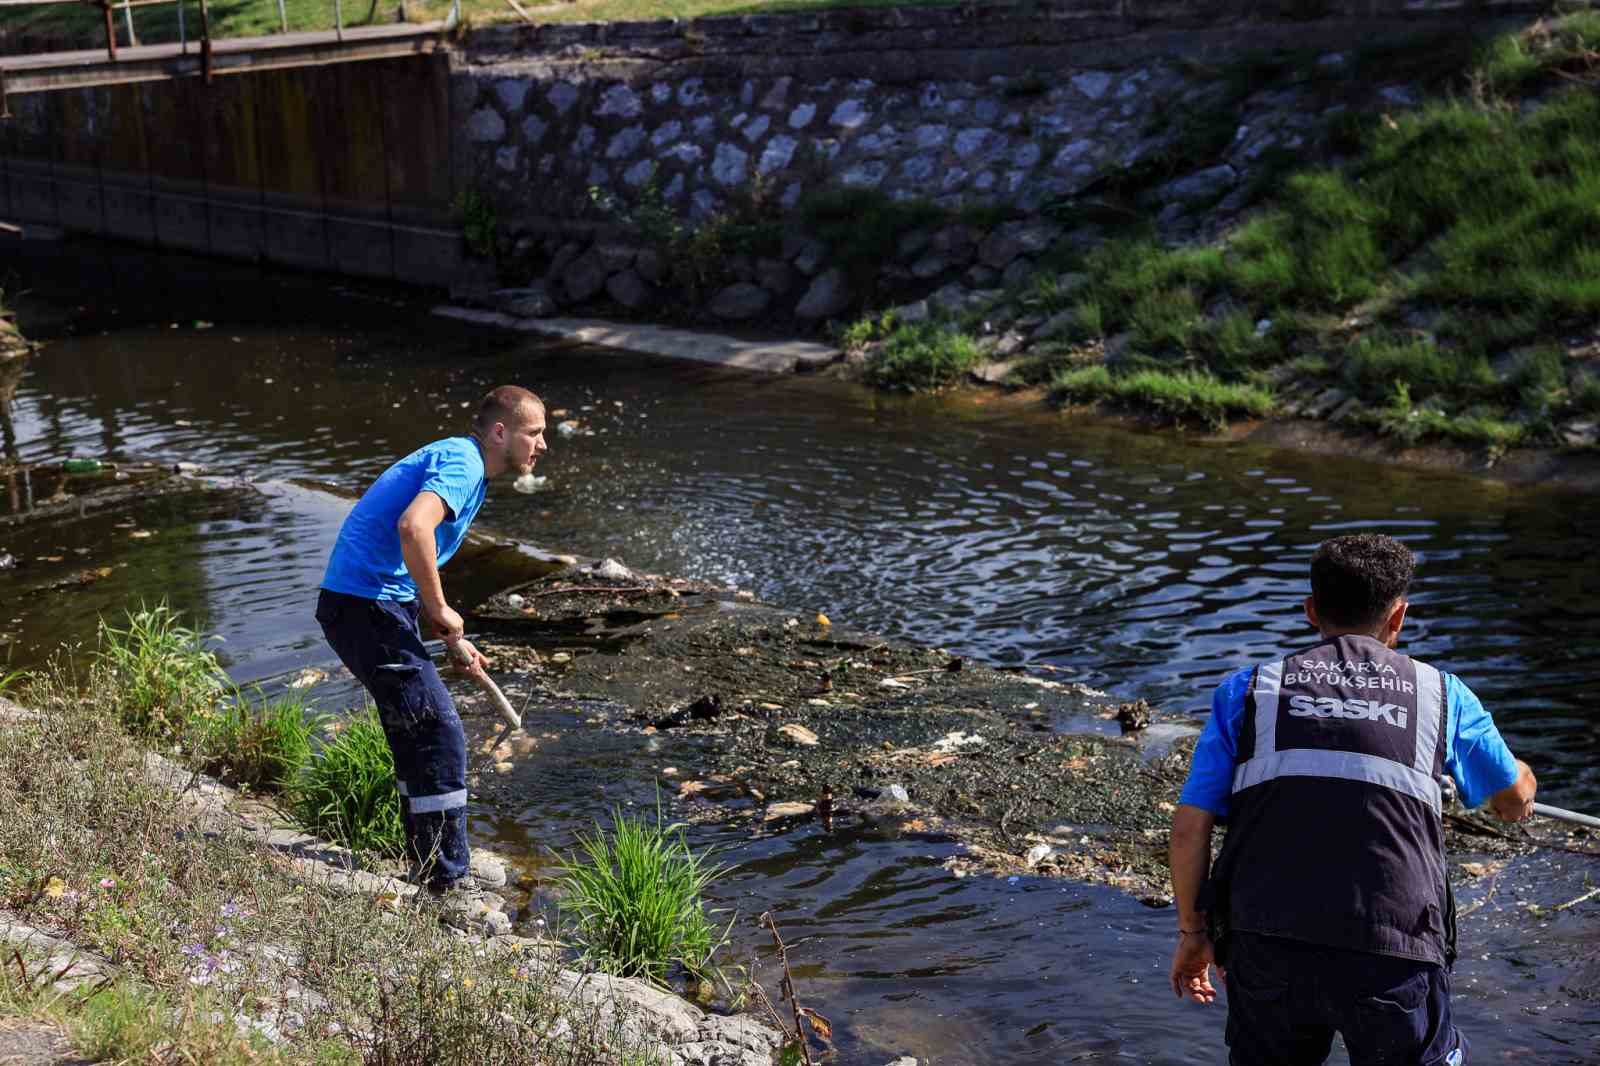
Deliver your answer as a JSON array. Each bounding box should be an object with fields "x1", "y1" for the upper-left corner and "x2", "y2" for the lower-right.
[
  {"x1": 92, "y1": 601, "x2": 733, "y2": 995},
  {"x1": 0, "y1": 662, "x2": 670, "y2": 1066},
  {"x1": 556, "y1": 803, "x2": 732, "y2": 991},
  {"x1": 848, "y1": 12, "x2": 1600, "y2": 447},
  {"x1": 97, "y1": 603, "x2": 402, "y2": 856}
]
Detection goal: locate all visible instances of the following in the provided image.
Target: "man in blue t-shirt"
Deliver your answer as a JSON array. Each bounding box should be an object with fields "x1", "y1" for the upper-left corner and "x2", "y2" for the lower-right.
[
  {"x1": 1168, "y1": 533, "x2": 1537, "y2": 1066},
  {"x1": 315, "y1": 385, "x2": 547, "y2": 910}
]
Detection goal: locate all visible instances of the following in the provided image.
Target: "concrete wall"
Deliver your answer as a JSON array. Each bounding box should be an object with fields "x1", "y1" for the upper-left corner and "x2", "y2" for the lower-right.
[{"x1": 0, "y1": 53, "x2": 461, "y2": 286}]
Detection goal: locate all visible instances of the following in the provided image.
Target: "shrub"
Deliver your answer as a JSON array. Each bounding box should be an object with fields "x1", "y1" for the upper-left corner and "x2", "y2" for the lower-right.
[
  {"x1": 288, "y1": 707, "x2": 403, "y2": 859},
  {"x1": 94, "y1": 604, "x2": 228, "y2": 745},
  {"x1": 196, "y1": 691, "x2": 324, "y2": 793},
  {"x1": 1341, "y1": 334, "x2": 1496, "y2": 404},
  {"x1": 1051, "y1": 365, "x2": 1273, "y2": 428},
  {"x1": 1573, "y1": 372, "x2": 1600, "y2": 415},
  {"x1": 863, "y1": 322, "x2": 984, "y2": 390},
  {"x1": 556, "y1": 804, "x2": 731, "y2": 989}
]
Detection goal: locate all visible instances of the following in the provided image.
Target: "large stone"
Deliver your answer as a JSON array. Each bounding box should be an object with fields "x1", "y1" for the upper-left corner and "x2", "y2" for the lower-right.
[
  {"x1": 623, "y1": 159, "x2": 656, "y2": 188},
  {"x1": 929, "y1": 282, "x2": 970, "y2": 314},
  {"x1": 893, "y1": 299, "x2": 929, "y2": 324},
  {"x1": 1001, "y1": 258, "x2": 1034, "y2": 290},
  {"x1": 561, "y1": 249, "x2": 608, "y2": 304},
  {"x1": 898, "y1": 228, "x2": 933, "y2": 260},
  {"x1": 1157, "y1": 164, "x2": 1238, "y2": 206},
  {"x1": 829, "y1": 99, "x2": 870, "y2": 129},
  {"x1": 841, "y1": 161, "x2": 889, "y2": 188},
  {"x1": 788, "y1": 238, "x2": 827, "y2": 276},
  {"x1": 595, "y1": 242, "x2": 637, "y2": 272},
  {"x1": 712, "y1": 143, "x2": 749, "y2": 187},
  {"x1": 494, "y1": 78, "x2": 529, "y2": 113},
  {"x1": 547, "y1": 81, "x2": 580, "y2": 116},
  {"x1": 795, "y1": 268, "x2": 851, "y2": 320},
  {"x1": 754, "y1": 258, "x2": 794, "y2": 295},
  {"x1": 758, "y1": 135, "x2": 797, "y2": 175},
  {"x1": 1072, "y1": 71, "x2": 1114, "y2": 99},
  {"x1": 606, "y1": 125, "x2": 647, "y2": 160},
  {"x1": 635, "y1": 248, "x2": 665, "y2": 285},
  {"x1": 911, "y1": 254, "x2": 949, "y2": 280},
  {"x1": 953, "y1": 128, "x2": 992, "y2": 159},
  {"x1": 491, "y1": 285, "x2": 556, "y2": 319},
  {"x1": 596, "y1": 83, "x2": 643, "y2": 119},
  {"x1": 930, "y1": 224, "x2": 978, "y2": 265},
  {"x1": 741, "y1": 115, "x2": 771, "y2": 143},
  {"x1": 467, "y1": 108, "x2": 505, "y2": 143},
  {"x1": 606, "y1": 270, "x2": 655, "y2": 310},
  {"x1": 709, "y1": 283, "x2": 771, "y2": 321},
  {"x1": 978, "y1": 221, "x2": 1063, "y2": 270}
]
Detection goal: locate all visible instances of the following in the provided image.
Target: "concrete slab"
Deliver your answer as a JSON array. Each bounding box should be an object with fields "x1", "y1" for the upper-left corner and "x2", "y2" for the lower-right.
[{"x1": 431, "y1": 306, "x2": 840, "y2": 374}]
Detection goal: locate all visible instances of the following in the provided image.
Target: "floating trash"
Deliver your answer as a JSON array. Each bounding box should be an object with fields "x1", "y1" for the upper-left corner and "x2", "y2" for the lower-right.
[{"x1": 512, "y1": 473, "x2": 548, "y2": 494}]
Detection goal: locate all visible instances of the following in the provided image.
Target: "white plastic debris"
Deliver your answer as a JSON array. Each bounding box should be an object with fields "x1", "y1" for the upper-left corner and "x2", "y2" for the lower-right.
[
  {"x1": 591, "y1": 558, "x2": 634, "y2": 581},
  {"x1": 506, "y1": 594, "x2": 526, "y2": 609},
  {"x1": 512, "y1": 473, "x2": 547, "y2": 494},
  {"x1": 1025, "y1": 843, "x2": 1054, "y2": 869},
  {"x1": 931, "y1": 731, "x2": 986, "y2": 753},
  {"x1": 556, "y1": 420, "x2": 580, "y2": 438}
]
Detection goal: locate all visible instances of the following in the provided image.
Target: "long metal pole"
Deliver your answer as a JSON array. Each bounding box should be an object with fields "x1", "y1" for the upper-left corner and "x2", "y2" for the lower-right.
[
  {"x1": 123, "y1": 1, "x2": 137, "y2": 46},
  {"x1": 1534, "y1": 802, "x2": 1600, "y2": 830},
  {"x1": 198, "y1": 0, "x2": 212, "y2": 84},
  {"x1": 100, "y1": 0, "x2": 117, "y2": 60},
  {"x1": 277, "y1": 0, "x2": 286, "y2": 32},
  {"x1": 335, "y1": 0, "x2": 343, "y2": 41}
]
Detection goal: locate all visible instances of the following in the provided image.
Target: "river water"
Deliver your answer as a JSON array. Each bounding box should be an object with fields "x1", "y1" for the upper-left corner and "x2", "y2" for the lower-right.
[{"x1": 3, "y1": 245, "x2": 1598, "y2": 1063}]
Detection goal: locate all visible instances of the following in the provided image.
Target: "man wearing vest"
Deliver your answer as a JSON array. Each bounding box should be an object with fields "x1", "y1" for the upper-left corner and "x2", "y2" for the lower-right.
[
  {"x1": 316, "y1": 385, "x2": 548, "y2": 927},
  {"x1": 1169, "y1": 532, "x2": 1537, "y2": 1065}
]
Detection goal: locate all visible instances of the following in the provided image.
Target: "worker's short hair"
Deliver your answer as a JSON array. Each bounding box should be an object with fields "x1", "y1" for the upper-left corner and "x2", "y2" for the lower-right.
[
  {"x1": 473, "y1": 385, "x2": 544, "y2": 433},
  {"x1": 1310, "y1": 533, "x2": 1416, "y2": 630}
]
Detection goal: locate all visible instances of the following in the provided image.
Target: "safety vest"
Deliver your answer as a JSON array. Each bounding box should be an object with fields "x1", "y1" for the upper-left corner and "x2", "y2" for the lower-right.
[{"x1": 1209, "y1": 634, "x2": 1453, "y2": 966}]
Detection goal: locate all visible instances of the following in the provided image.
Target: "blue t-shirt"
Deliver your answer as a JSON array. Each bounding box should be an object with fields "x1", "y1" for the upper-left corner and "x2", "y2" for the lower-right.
[
  {"x1": 1180, "y1": 661, "x2": 1519, "y2": 817},
  {"x1": 320, "y1": 437, "x2": 487, "y2": 602}
]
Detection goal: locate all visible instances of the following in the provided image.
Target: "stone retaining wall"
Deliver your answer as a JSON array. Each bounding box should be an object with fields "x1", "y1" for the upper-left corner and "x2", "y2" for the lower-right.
[{"x1": 446, "y1": 1, "x2": 1541, "y2": 325}]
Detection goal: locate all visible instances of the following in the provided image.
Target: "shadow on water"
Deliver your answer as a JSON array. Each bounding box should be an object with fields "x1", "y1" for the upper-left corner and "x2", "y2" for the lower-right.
[{"x1": 3, "y1": 241, "x2": 1599, "y2": 1063}]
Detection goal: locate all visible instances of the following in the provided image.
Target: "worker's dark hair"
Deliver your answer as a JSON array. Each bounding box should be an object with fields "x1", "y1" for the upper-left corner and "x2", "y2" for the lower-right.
[
  {"x1": 1310, "y1": 533, "x2": 1416, "y2": 630},
  {"x1": 472, "y1": 385, "x2": 543, "y2": 434}
]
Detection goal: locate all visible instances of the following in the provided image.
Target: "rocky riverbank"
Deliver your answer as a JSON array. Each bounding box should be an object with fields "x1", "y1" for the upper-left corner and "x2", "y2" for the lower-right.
[{"x1": 450, "y1": 554, "x2": 1570, "y2": 908}]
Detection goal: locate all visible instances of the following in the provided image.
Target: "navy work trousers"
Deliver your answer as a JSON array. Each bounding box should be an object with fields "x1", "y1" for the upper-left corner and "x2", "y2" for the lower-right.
[
  {"x1": 315, "y1": 589, "x2": 470, "y2": 888},
  {"x1": 1224, "y1": 932, "x2": 1467, "y2": 1066}
]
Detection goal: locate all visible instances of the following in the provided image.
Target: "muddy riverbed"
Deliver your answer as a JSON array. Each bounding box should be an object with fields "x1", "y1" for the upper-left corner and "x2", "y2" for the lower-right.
[{"x1": 3, "y1": 241, "x2": 1599, "y2": 1063}]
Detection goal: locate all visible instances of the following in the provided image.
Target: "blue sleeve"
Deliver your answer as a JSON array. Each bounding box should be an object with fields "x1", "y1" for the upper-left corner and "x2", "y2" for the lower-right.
[
  {"x1": 419, "y1": 441, "x2": 479, "y2": 522},
  {"x1": 1443, "y1": 673, "x2": 1519, "y2": 810},
  {"x1": 1179, "y1": 666, "x2": 1253, "y2": 817}
]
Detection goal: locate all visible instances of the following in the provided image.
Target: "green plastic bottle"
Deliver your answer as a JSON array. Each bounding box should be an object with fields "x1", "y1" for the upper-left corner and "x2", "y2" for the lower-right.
[{"x1": 62, "y1": 458, "x2": 104, "y2": 474}]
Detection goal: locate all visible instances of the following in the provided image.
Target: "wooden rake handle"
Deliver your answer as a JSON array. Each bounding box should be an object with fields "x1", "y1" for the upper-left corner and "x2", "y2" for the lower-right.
[{"x1": 448, "y1": 642, "x2": 521, "y2": 732}]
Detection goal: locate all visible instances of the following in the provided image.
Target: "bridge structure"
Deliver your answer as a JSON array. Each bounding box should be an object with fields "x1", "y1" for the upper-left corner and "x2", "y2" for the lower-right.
[{"x1": 0, "y1": 3, "x2": 471, "y2": 286}]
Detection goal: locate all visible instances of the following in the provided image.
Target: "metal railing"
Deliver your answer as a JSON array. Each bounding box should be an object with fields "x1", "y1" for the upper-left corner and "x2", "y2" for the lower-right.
[{"x1": 0, "y1": 0, "x2": 461, "y2": 118}]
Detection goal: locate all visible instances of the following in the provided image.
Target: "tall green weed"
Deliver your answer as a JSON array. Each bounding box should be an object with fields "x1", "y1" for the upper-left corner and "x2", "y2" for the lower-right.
[
  {"x1": 556, "y1": 804, "x2": 731, "y2": 989},
  {"x1": 289, "y1": 707, "x2": 404, "y2": 859}
]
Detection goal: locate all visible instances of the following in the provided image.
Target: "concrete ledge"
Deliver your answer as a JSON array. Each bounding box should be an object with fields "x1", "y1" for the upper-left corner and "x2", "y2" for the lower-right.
[{"x1": 432, "y1": 306, "x2": 841, "y2": 373}]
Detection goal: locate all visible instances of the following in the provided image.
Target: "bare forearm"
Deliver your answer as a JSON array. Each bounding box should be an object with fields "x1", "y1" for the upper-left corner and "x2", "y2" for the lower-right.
[
  {"x1": 399, "y1": 523, "x2": 447, "y2": 613},
  {"x1": 1489, "y1": 759, "x2": 1537, "y2": 822},
  {"x1": 1169, "y1": 805, "x2": 1216, "y2": 929}
]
